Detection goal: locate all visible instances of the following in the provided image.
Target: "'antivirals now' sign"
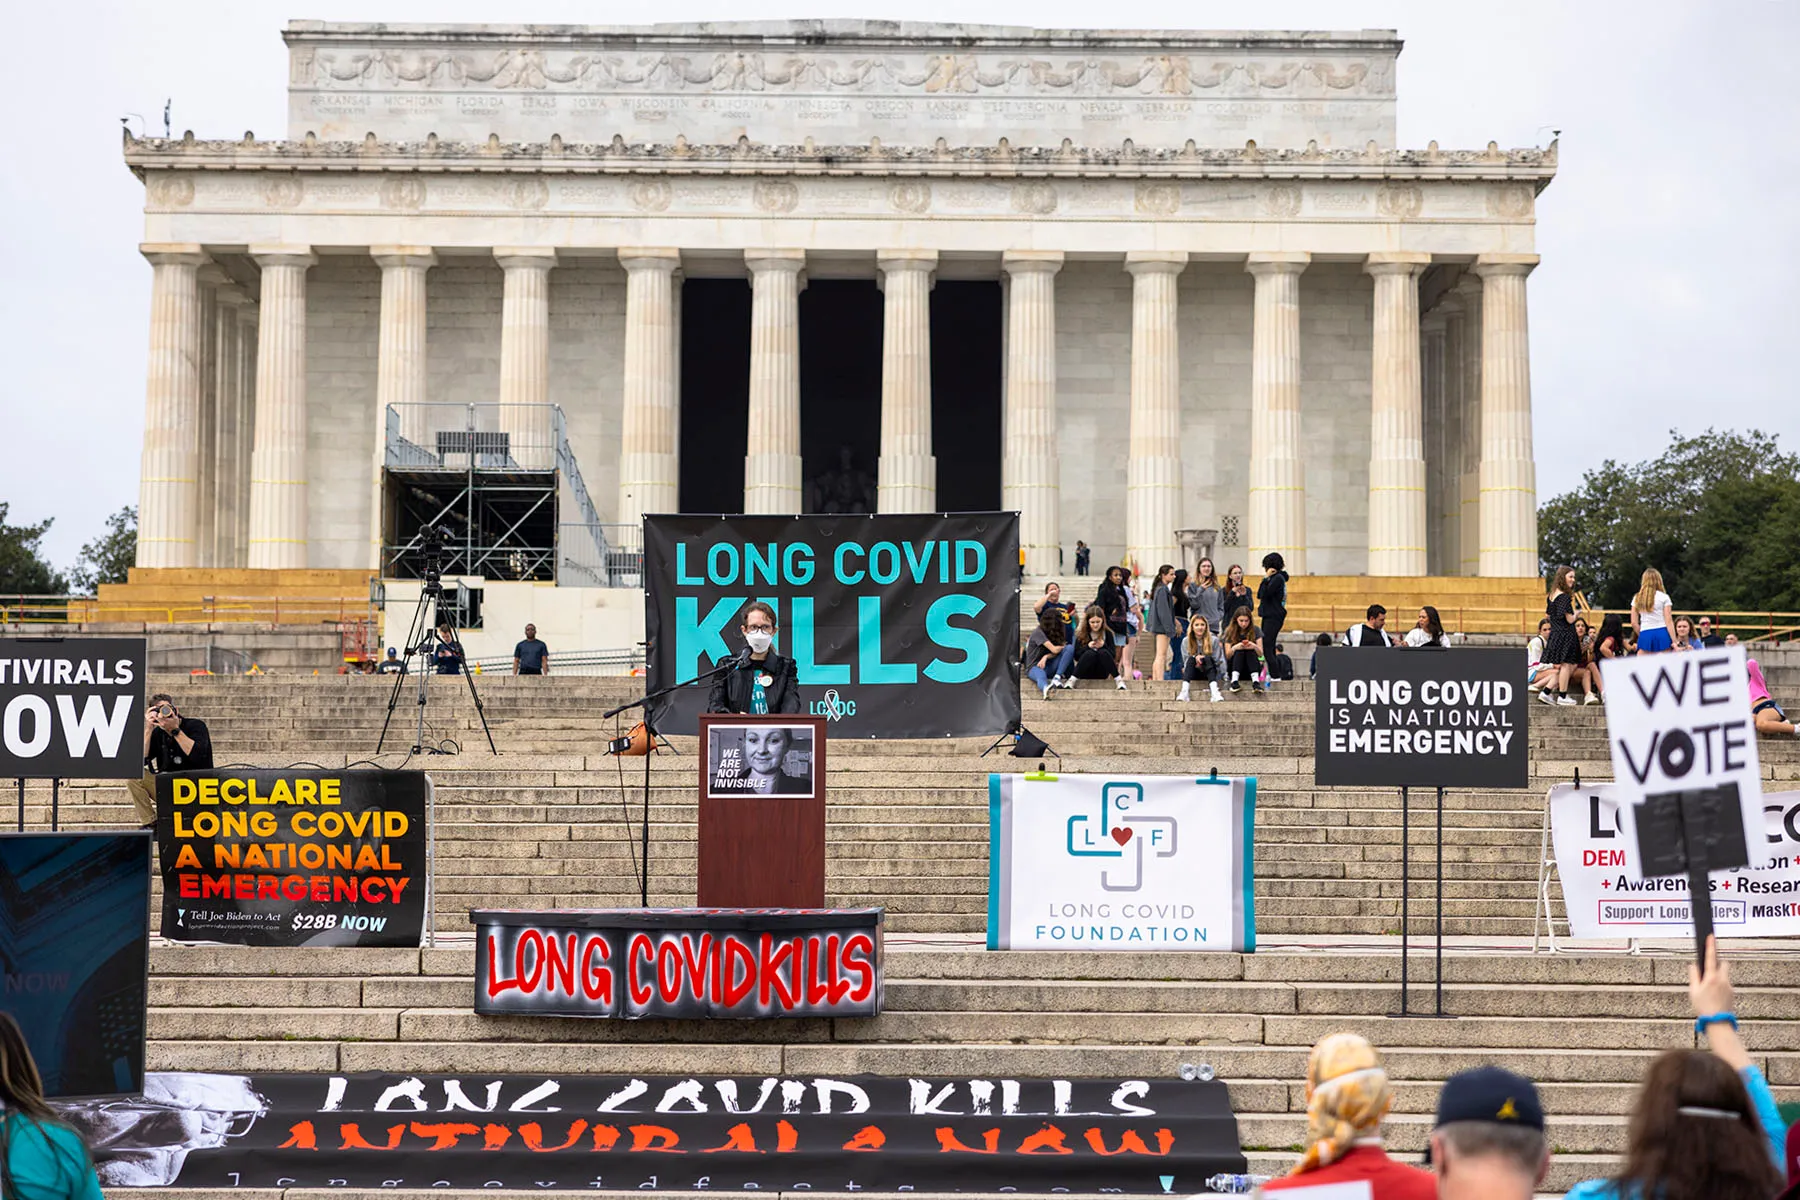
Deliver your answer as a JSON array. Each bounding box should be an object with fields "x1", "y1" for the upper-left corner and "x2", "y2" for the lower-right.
[
  {"x1": 0, "y1": 637, "x2": 145, "y2": 779},
  {"x1": 1314, "y1": 646, "x2": 1528, "y2": 789},
  {"x1": 474, "y1": 908, "x2": 883, "y2": 1019}
]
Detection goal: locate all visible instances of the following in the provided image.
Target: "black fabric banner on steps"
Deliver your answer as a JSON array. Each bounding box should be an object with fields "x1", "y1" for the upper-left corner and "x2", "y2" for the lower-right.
[{"x1": 63, "y1": 1072, "x2": 1247, "y2": 1193}]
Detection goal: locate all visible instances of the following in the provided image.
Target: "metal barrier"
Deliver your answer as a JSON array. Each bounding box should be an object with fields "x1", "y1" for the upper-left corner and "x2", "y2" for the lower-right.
[
  {"x1": 1288, "y1": 603, "x2": 1800, "y2": 641},
  {"x1": 465, "y1": 647, "x2": 646, "y2": 676},
  {"x1": 1, "y1": 594, "x2": 376, "y2": 627},
  {"x1": 558, "y1": 524, "x2": 643, "y2": 588}
]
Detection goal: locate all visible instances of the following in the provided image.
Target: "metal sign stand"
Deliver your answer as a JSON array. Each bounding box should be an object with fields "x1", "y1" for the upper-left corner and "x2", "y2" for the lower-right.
[
  {"x1": 1388, "y1": 784, "x2": 1454, "y2": 1019},
  {"x1": 13, "y1": 777, "x2": 22, "y2": 832}
]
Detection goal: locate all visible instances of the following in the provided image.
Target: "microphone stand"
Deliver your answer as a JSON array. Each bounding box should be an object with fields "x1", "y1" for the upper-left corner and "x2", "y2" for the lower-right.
[{"x1": 602, "y1": 656, "x2": 742, "y2": 908}]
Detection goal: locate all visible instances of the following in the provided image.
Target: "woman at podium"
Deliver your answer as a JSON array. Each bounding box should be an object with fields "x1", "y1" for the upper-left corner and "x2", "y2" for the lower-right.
[{"x1": 707, "y1": 601, "x2": 802, "y2": 715}]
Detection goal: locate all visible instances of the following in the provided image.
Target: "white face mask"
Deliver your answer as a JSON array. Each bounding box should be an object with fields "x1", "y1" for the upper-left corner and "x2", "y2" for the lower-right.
[{"x1": 744, "y1": 629, "x2": 774, "y2": 654}]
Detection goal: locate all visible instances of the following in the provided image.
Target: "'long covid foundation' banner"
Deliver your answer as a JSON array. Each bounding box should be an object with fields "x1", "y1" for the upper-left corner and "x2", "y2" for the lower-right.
[
  {"x1": 1550, "y1": 783, "x2": 1800, "y2": 938},
  {"x1": 154, "y1": 770, "x2": 429, "y2": 947},
  {"x1": 988, "y1": 774, "x2": 1257, "y2": 952},
  {"x1": 64, "y1": 1072, "x2": 1247, "y2": 1192},
  {"x1": 644, "y1": 514, "x2": 1020, "y2": 739}
]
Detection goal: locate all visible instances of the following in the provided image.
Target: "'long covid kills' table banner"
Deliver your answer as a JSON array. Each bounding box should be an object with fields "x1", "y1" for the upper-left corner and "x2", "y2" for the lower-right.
[
  {"x1": 644, "y1": 513, "x2": 1020, "y2": 739},
  {"x1": 154, "y1": 770, "x2": 429, "y2": 947},
  {"x1": 988, "y1": 773, "x2": 1256, "y2": 951},
  {"x1": 60, "y1": 1072, "x2": 1247, "y2": 1192},
  {"x1": 1550, "y1": 783, "x2": 1800, "y2": 938}
]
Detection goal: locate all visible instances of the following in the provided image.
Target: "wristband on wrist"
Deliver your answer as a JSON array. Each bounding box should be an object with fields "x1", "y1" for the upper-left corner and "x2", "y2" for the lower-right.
[{"x1": 1695, "y1": 1011, "x2": 1738, "y2": 1035}]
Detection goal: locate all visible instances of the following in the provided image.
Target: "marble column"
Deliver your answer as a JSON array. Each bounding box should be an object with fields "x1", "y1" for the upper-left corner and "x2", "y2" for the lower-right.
[
  {"x1": 496, "y1": 248, "x2": 556, "y2": 470},
  {"x1": 1435, "y1": 291, "x2": 1468, "y2": 576},
  {"x1": 368, "y1": 247, "x2": 436, "y2": 570},
  {"x1": 743, "y1": 250, "x2": 806, "y2": 514},
  {"x1": 1420, "y1": 311, "x2": 1448, "y2": 575},
  {"x1": 1245, "y1": 252, "x2": 1309, "y2": 573},
  {"x1": 1475, "y1": 254, "x2": 1541, "y2": 577},
  {"x1": 1454, "y1": 274, "x2": 1484, "y2": 576},
  {"x1": 135, "y1": 244, "x2": 208, "y2": 569},
  {"x1": 212, "y1": 290, "x2": 250, "y2": 569},
  {"x1": 1001, "y1": 251, "x2": 1063, "y2": 573},
  {"x1": 1363, "y1": 252, "x2": 1431, "y2": 576},
  {"x1": 617, "y1": 249, "x2": 681, "y2": 545},
  {"x1": 373, "y1": 247, "x2": 435, "y2": 446},
  {"x1": 1124, "y1": 251, "x2": 1187, "y2": 573},
  {"x1": 877, "y1": 251, "x2": 937, "y2": 514},
  {"x1": 246, "y1": 246, "x2": 315, "y2": 570},
  {"x1": 192, "y1": 268, "x2": 224, "y2": 568}
]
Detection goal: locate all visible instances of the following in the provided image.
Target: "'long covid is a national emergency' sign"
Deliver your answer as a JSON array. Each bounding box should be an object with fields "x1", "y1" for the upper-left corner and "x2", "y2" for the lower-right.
[{"x1": 1314, "y1": 647, "x2": 1528, "y2": 789}]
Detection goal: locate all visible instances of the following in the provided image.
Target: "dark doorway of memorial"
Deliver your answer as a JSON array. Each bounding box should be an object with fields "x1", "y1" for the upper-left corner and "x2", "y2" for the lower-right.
[
  {"x1": 678, "y1": 277, "x2": 752, "y2": 514},
  {"x1": 799, "y1": 280, "x2": 882, "y2": 514},
  {"x1": 930, "y1": 280, "x2": 1002, "y2": 512}
]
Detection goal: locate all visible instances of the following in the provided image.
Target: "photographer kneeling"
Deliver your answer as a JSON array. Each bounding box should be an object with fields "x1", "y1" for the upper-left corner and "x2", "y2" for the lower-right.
[{"x1": 125, "y1": 693, "x2": 214, "y2": 828}]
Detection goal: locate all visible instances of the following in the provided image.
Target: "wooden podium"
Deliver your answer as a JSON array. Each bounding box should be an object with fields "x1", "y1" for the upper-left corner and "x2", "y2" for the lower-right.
[{"x1": 696, "y1": 714, "x2": 827, "y2": 907}]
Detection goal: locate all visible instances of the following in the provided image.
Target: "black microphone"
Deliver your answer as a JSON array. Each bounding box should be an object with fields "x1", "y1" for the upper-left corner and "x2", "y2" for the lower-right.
[{"x1": 733, "y1": 646, "x2": 755, "y2": 669}]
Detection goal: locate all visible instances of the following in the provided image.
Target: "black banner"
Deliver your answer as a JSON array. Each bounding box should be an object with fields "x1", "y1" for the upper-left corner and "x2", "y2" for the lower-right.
[
  {"x1": 154, "y1": 770, "x2": 429, "y2": 946},
  {"x1": 475, "y1": 908, "x2": 883, "y2": 1019},
  {"x1": 644, "y1": 514, "x2": 1020, "y2": 738},
  {"x1": 0, "y1": 832, "x2": 150, "y2": 1098},
  {"x1": 0, "y1": 636, "x2": 145, "y2": 779},
  {"x1": 66, "y1": 1072, "x2": 1246, "y2": 1192},
  {"x1": 1314, "y1": 646, "x2": 1530, "y2": 788}
]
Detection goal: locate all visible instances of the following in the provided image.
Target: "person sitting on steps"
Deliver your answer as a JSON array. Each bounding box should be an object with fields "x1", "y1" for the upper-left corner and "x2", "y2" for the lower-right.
[
  {"x1": 126, "y1": 693, "x2": 213, "y2": 829},
  {"x1": 1177, "y1": 614, "x2": 1222, "y2": 703}
]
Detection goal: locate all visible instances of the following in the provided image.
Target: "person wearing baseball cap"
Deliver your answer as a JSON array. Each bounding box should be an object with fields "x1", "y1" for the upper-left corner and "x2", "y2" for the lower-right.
[{"x1": 1427, "y1": 1066, "x2": 1549, "y2": 1200}]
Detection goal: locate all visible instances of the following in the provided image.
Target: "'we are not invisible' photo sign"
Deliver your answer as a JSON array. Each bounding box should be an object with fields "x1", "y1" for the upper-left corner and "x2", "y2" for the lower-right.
[{"x1": 1599, "y1": 645, "x2": 1763, "y2": 883}]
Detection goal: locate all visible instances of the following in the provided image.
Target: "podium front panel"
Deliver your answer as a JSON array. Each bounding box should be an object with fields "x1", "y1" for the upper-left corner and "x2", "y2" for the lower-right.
[{"x1": 697, "y1": 714, "x2": 827, "y2": 907}]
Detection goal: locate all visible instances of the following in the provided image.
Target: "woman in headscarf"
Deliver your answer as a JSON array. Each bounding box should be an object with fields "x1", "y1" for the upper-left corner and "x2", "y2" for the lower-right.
[{"x1": 1261, "y1": 1032, "x2": 1435, "y2": 1198}]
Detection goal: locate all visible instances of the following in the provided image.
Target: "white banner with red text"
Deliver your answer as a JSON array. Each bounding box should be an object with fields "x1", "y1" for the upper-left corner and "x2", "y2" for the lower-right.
[{"x1": 1549, "y1": 783, "x2": 1800, "y2": 938}]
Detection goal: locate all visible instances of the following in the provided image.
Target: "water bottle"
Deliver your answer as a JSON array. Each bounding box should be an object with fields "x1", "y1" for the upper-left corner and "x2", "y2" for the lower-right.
[{"x1": 1201, "y1": 1174, "x2": 1270, "y2": 1194}]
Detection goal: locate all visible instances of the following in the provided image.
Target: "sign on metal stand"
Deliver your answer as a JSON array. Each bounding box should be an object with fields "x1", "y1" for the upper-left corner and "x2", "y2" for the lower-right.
[{"x1": 1314, "y1": 647, "x2": 1529, "y2": 1017}]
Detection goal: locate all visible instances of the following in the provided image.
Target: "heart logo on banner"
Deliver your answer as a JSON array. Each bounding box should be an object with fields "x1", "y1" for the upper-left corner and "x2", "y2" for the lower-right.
[{"x1": 1110, "y1": 827, "x2": 1132, "y2": 846}]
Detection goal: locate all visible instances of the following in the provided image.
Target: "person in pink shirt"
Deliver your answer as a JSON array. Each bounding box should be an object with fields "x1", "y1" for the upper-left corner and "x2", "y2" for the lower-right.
[{"x1": 1749, "y1": 659, "x2": 1798, "y2": 737}]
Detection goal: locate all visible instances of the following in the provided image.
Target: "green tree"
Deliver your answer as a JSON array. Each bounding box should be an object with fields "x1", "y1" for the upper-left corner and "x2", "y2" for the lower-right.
[
  {"x1": 68, "y1": 505, "x2": 138, "y2": 594},
  {"x1": 0, "y1": 502, "x2": 67, "y2": 594},
  {"x1": 1538, "y1": 430, "x2": 1800, "y2": 613}
]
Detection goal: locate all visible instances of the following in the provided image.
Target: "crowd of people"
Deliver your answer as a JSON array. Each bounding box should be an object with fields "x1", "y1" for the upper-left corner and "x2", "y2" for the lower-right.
[
  {"x1": 1264, "y1": 938, "x2": 1798, "y2": 1200},
  {"x1": 1027, "y1": 553, "x2": 1298, "y2": 701}
]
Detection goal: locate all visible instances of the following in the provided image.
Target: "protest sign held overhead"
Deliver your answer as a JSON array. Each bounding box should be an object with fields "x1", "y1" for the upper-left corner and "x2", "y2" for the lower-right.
[
  {"x1": 1599, "y1": 645, "x2": 1764, "y2": 884},
  {"x1": 1550, "y1": 784, "x2": 1800, "y2": 938},
  {"x1": 0, "y1": 637, "x2": 145, "y2": 779},
  {"x1": 644, "y1": 514, "x2": 1019, "y2": 739},
  {"x1": 155, "y1": 770, "x2": 429, "y2": 946},
  {"x1": 1314, "y1": 647, "x2": 1528, "y2": 788}
]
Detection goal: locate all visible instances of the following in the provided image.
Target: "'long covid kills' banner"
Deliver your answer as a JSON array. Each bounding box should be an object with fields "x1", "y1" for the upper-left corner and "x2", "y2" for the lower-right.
[
  {"x1": 0, "y1": 637, "x2": 144, "y2": 779},
  {"x1": 1550, "y1": 783, "x2": 1800, "y2": 938},
  {"x1": 644, "y1": 514, "x2": 1020, "y2": 738},
  {"x1": 154, "y1": 770, "x2": 429, "y2": 946},
  {"x1": 63, "y1": 1072, "x2": 1247, "y2": 1192}
]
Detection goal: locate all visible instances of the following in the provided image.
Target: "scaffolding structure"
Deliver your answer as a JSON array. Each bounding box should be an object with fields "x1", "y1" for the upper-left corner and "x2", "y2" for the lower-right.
[{"x1": 381, "y1": 403, "x2": 635, "y2": 587}]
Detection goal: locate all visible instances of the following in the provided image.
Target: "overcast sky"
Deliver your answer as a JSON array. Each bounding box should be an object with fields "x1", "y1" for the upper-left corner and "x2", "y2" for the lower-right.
[{"x1": 3, "y1": 0, "x2": 1794, "y2": 566}]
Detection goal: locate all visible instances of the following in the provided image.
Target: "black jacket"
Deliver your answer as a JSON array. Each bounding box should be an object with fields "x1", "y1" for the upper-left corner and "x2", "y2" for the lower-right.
[{"x1": 706, "y1": 652, "x2": 803, "y2": 715}]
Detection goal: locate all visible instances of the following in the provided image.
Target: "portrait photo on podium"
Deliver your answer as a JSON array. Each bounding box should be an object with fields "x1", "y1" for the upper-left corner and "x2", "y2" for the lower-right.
[{"x1": 705, "y1": 722, "x2": 817, "y2": 799}]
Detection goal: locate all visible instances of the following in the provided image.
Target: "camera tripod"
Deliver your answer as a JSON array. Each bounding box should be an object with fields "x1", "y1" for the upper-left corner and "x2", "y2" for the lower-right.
[{"x1": 377, "y1": 563, "x2": 497, "y2": 757}]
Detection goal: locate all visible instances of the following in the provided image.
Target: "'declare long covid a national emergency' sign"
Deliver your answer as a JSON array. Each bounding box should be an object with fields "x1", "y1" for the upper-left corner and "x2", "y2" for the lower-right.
[{"x1": 644, "y1": 514, "x2": 1020, "y2": 739}]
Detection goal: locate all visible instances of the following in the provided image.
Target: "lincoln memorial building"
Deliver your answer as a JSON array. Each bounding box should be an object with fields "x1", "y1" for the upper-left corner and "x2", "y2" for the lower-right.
[{"x1": 125, "y1": 20, "x2": 1554, "y2": 609}]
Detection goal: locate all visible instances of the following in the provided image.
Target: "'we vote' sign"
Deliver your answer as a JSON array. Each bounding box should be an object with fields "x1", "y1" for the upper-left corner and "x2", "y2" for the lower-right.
[{"x1": 1599, "y1": 645, "x2": 1763, "y2": 883}]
